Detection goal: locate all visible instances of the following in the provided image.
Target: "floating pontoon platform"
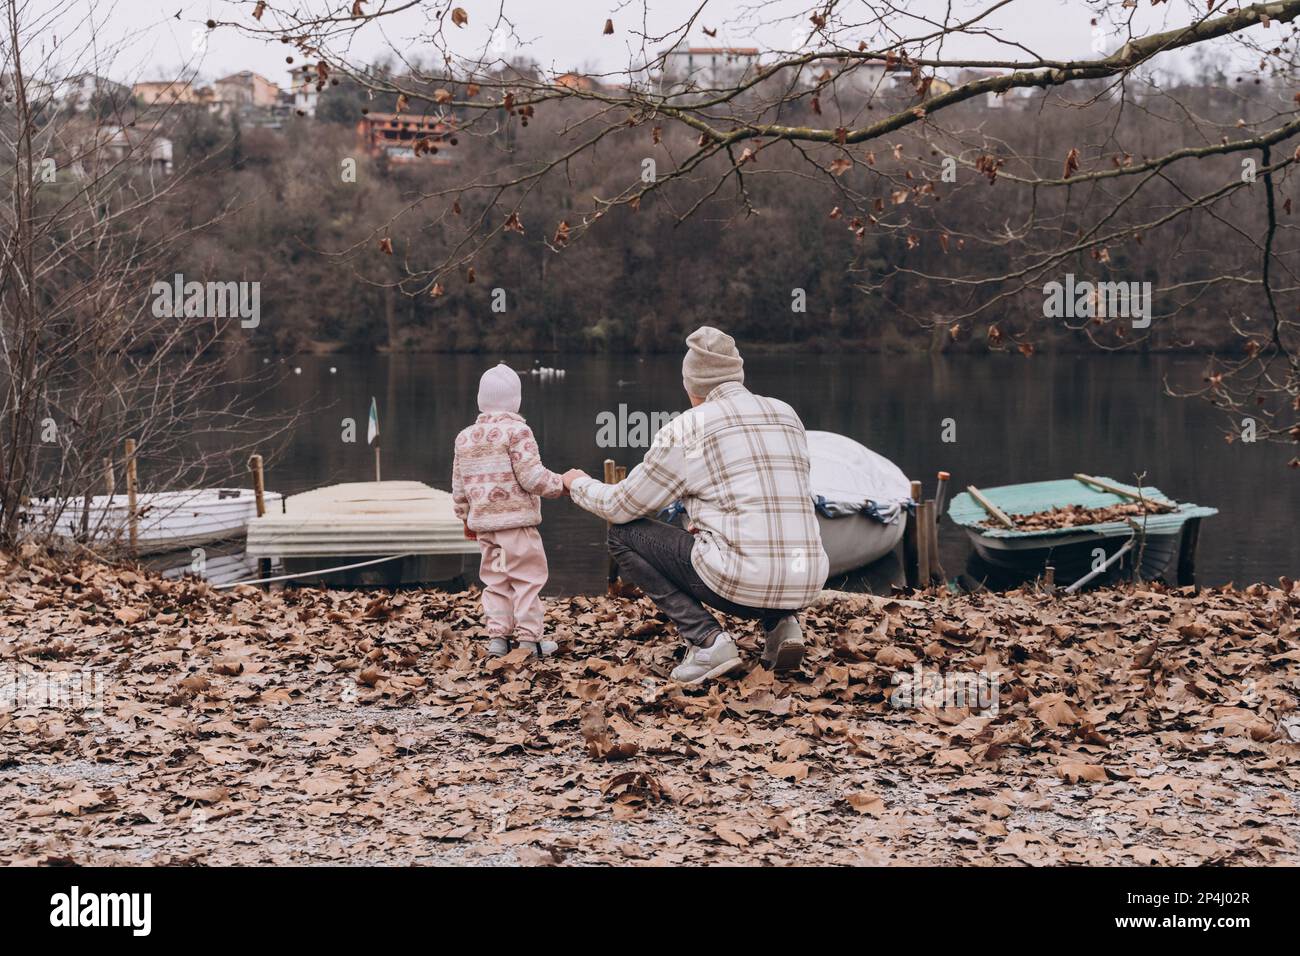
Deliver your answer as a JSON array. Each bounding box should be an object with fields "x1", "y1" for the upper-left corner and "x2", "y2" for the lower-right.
[{"x1": 246, "y1": 481, "x2": 478, "y2": 586}]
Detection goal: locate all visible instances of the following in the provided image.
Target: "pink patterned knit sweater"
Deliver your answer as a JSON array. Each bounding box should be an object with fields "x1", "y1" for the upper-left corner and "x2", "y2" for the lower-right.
[{"x1": 451, "y1": 412, "x2": 565, "y2": 532}]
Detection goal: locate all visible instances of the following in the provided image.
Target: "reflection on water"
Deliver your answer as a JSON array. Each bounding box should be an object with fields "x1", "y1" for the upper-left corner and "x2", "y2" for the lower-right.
[{"x1": 219, "y1": 352, "x2": 1296, "y2": 594}]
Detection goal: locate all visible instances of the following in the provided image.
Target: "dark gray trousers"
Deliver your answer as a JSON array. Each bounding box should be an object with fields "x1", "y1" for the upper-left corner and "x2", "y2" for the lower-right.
[{"x1": 607, "y1": 518, "x2": 791, "y2": 646}]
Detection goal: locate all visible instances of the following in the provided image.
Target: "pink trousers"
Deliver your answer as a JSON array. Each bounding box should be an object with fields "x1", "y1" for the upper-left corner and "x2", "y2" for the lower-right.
[{"x1": 476, "y1": 526, "x2": 548, "y2": 641}]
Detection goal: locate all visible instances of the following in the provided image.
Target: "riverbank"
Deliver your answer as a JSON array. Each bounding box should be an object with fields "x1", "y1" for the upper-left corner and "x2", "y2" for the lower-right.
[
  {"x1": 2, "y1": 553, "x2": 1297, "y2": 865},
  {"x1": 286, "y1": 338, "x2": 1253, "y2": 356}
]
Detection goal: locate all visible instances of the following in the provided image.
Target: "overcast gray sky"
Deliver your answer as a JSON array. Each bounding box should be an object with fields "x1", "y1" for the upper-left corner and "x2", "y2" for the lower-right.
[{"x1": 47, "y1": 0, "x2": 1264, "y2": 85}]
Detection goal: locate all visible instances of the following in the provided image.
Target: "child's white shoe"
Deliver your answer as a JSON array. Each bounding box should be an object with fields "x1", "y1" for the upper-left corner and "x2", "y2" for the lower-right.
[
  {"x1": 518, "y1": 639, "x2": 558, "y2": 658},
  {"x1": 487, "y1": 637, "x2": 511, "y2": 656}
]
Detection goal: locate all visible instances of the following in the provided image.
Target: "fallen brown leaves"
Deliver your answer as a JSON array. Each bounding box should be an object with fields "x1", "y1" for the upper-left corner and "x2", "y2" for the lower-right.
[
  {"x1": 982, "y1": 501, "x2": 1168, "y2": 531},
  {"x1": 0, "y1": 552, "x2": 1297, "y2": 866}
]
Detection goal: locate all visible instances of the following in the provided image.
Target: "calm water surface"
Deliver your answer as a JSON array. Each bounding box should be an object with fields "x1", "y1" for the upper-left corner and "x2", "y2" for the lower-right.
[{"x1": 249, "y1": 352, "x2": 1298, "y2": 594}]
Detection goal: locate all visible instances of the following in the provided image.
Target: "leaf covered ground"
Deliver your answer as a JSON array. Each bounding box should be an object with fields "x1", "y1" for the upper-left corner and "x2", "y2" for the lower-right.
[{"x1": 1, "y1": 552, "x2": 1298, "y2": 866}]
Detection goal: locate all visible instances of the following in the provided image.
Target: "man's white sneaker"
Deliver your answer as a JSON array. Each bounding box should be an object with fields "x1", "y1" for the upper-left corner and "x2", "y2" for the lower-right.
[
  {"x1": 487, "y1": 637, "x2": 511, "y2": 656},
  {"x1": 762, "y1": 615, "x2": 805, "y2": 673},
  {"x1": 671, "y1": 633, "x2": 742, "y2": 684}
]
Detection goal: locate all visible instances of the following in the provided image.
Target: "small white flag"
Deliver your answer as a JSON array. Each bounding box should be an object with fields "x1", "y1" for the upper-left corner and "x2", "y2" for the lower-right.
[{"x1": 367, "y1": 397, "x2": 379, "y2": 446}]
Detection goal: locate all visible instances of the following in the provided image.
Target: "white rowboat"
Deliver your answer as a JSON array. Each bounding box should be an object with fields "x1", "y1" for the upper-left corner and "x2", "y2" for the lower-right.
[
  {"x1": 807, "y1": 431, "x2": 913, "y2": 577},
  {"x1": 22, "y1": 488, "x2": 283, "y2": 555}
]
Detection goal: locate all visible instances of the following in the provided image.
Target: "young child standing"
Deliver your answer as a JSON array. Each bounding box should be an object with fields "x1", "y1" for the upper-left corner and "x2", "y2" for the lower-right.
[{"x1": 451, "y1": 363, "x2": 566, "y2": 657}]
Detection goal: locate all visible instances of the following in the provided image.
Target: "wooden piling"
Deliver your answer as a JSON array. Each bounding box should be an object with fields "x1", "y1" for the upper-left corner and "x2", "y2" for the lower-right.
[
  {"x1": 903, "y1": 479, "x2": 922, "y2": 588},
  {"x1": 604, "y1": 459, "x2": 618, "y2": 592},
  {"x1": 248, "y1": 454, "x2": 267, "y2": 517},
  {"x1": 916, "y1": 499, "x2": 933, "y2": 590},
  {"x1": 248, "y1": 454, "x2": 270, "y2": 581},
  {"x1": 123, "y1": 438, "x2": 138, "y2": 555},
  {"x1": 925, "y1": 504, "x2": 946, "y2": 587},
  {"x1": 102, "y1": 457, "x2": 115, "y2": 498},
  {"x1": 934, "y1": 471, "x2": 950, "y2": 521}
]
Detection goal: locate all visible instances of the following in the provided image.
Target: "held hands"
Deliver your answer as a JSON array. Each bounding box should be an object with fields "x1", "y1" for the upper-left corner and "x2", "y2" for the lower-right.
[
  {"x1": 561, "y1": 468, "x2": 590, "y2": 494},
  {"x1": 463, "y1": 522, "x2": 477, "y2": 540}
]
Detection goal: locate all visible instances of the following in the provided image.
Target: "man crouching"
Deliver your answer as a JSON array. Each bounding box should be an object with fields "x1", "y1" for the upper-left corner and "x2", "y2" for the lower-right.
[{"x1": 563, "y1": 326, "x2": 829, "y2": 684}]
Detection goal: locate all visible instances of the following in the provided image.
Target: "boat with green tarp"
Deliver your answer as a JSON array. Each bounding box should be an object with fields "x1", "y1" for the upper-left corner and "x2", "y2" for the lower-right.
[{"x1": 947, "y1": 475, "x2": 1217, "y2": 590}]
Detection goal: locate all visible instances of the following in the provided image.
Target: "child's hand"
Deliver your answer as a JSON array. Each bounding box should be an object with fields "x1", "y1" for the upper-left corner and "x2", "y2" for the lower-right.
[{"x1": 463, "y1": 523, "x2": 477, "y2": 540}]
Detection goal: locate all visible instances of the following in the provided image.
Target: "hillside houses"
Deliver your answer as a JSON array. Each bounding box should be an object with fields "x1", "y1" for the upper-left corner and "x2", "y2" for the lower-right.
[
  {"x1": 132, "y1": 80, "x2": 210, "y2": 109},
  {"x1": 286, "y1": 65, "x2": 321, "y2": 117},
  {"x1": 357, "y1": 112, "x2": 457, "y2": 164},
  {"x1": 133, "y1": 73, "x2": 284, "y2": 118},
  {"x1": 49, "y1": 73, "x2": 132, "y2": 112},
  {"x1": 660, "y1": 44, "x2": 761, "y2": 91},
  {"x1": 214, "y1": 72, "x2": 280, "y2": 111}
]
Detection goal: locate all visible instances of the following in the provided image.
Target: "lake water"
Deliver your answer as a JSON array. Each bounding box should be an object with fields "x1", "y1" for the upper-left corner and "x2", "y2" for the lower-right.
[{"x1": 247, "y1": 352, "x2": 1298, "y2": 593}]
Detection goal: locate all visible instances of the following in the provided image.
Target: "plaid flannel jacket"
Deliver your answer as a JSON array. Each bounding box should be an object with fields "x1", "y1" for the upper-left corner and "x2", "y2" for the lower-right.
[{"x1": 571, "y1": 381, "x2": 829, "y2": 609}]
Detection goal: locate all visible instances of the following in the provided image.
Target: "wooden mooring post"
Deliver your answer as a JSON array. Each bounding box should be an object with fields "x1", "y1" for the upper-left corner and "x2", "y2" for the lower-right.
[
  {"x1": 248, "y1": 454, "x2": 267, "y2": 517},
  {"x1": 917, "y1": 498, "x2": 933, "y2": 590},
  {"x1": 248, "y1": 454, "x2": 271, "y2": 581},
  {"x1": 903, "y1": 474, "x2": 950, "y2": 591},
  {"x1": 123, "y1": 438, "x2": 138, "y2": 555},
  {"x1": 903, "y1": 479, "x2": 923, "y2": 589},
  {"x1": 604, "y1": 459, "x2": 619, "y2": 593},
  {"x1": 927, "y1": 470, "x2": 950, "y2": 588}
]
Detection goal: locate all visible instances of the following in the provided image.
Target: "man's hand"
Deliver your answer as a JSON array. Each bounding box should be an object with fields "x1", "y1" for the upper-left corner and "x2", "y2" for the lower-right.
[{"x1": 562, "y1": 468, "x2": 589, "y2": 493}]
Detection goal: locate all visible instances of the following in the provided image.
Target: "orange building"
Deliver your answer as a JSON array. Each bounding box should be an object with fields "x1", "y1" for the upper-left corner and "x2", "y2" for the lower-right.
[
  {"x1": 555, "y1": 72, "x2": 599, "y2": 91},
  {"x1": 133, "y1": 80, "x2": 203, "y2": 107},
  {"x1": 215, "y1": 71, "x2": 281, "y2": 110},
  {"x1": 357, "y1": 112, "x2": 456, "y2": 163}
]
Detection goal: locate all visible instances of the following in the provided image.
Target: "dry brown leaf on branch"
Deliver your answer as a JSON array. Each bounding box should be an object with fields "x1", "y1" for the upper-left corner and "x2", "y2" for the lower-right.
[{"x1": 1063, "y1": 147, "x2": 1081, "y2": 179}]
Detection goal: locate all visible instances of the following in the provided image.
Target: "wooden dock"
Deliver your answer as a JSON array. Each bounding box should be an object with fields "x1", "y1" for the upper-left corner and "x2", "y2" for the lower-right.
[{"x1": 246, "y1": 481, "x2": 478, "y2": 586}]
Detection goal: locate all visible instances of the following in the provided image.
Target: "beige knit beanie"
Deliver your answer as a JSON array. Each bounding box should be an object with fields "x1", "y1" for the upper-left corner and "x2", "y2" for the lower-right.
[{"x1": 682, "y1": 326, "x2": 744, "y2": 397}]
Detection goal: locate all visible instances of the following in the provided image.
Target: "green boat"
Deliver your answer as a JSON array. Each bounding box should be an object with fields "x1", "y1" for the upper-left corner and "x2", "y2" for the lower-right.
[{"x1": 947, "y1": 475, "x2": 1217, "y2": 590}]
